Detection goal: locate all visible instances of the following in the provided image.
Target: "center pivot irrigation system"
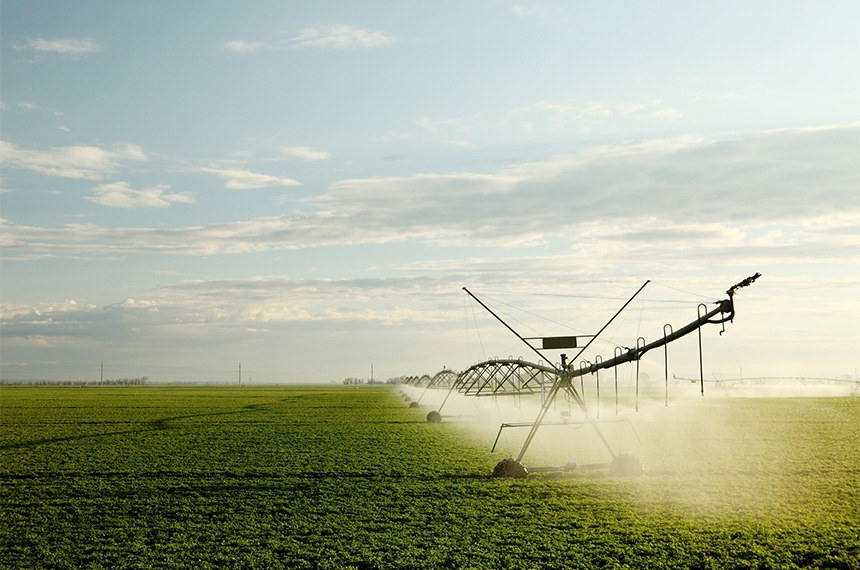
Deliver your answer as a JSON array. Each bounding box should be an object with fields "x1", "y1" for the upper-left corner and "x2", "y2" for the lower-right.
[{"x1": 409, "y1": 273, "x2": 761, "y2": 478}]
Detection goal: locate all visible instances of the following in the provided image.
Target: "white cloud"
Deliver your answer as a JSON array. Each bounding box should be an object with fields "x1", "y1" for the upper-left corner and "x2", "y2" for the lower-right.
[
  {"x1": 5, "y1": 269, "x2": 856, "y2": 384},
  {"x1": 87, "y1": 182, "x2": 195, "y2": 208},
  {"x1": 195, "y1": 167, "x2": 302, "y2": 189},
  {"x1": 3, "y1": 125, "x2": 857, "y2": 260},
  {"x1": 1, "y1": 298, "x2": 95, "y2": 320},
  {"x1": 0, "y1": 141, "x2": 147, "y2": 179},
  {"x1": 281, "y1": 146, "x2": 331, "y2": 161},
  {"x1": 158, "y1": 276, "x2": 453, "y2": 325},
  {"x1": 14, "y1": 37, "x2": 101, "y2": 56},
  {"x1": 288, "y1": 25, "x2": 397, "y2": 49},
  {"x1": 0, "y1": 277, "x2": 459, "y2": 345}
]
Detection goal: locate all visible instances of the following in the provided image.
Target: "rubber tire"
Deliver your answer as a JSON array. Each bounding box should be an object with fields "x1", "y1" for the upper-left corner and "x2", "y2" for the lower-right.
[
  {"x1": 426, "y1": 410, "x2": 442, "y2": 423},
  {"x1": 608, "y1": 453, "x2": 644, "y2": 477},
  {"x1": 492, "y1": 458, "x2": 529, "y2": 478}
]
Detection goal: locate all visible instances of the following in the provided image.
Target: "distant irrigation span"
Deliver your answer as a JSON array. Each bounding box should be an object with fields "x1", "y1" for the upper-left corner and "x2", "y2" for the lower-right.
[{"x1": 406, "y1": 359, "x2": 556, "y2": 396}]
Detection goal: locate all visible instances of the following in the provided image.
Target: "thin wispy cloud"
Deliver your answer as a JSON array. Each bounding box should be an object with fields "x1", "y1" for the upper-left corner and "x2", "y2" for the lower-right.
[
  {"x1": 416, "y1": 99, "x2": 682, "y2": 144},
  {"x1": 281, "y1": 146, "x2": 331, "y2": 161},
  {"x1": 289, "y1": 25, "x2": 397, "y2": 49},
  {"x1": 0, "y1": 141, "x2": 147, "y2": 180},
  {"x1": 528, "y1": 99, "x2": 683, "y2": 124},
  {"x1": 416, "y1": 116, "x2": 471, "y2": 135},
  {"x1": 511, "y1": 3, "x2": 555, "y2": 23},
  {"x1": 14, "y1": 101, "x2": 64, "y2": 116},
  {"x1": 194, "y1": 167, "x2": 302, "y2": 189},
  {"x1": 87, "y1": 182, "x2": 195, "y2": 208},
  {"x1": 651, "y1": 108, "x2": 683, "y2": 120},
  {"x1": 223, "y1": 40, "x2": 264, "y2": 54},
  {"x1": 14, "y1": 37, "x2": 102, "y2": 57},
  {"x1": 225, "y1": 24, "x2": 397, "y2": 54}
]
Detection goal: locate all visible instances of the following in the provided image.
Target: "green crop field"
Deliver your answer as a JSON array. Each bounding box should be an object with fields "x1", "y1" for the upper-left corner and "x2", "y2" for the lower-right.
[{"x1": 1, "y1": 385, "x2": 858, "y2": 569}]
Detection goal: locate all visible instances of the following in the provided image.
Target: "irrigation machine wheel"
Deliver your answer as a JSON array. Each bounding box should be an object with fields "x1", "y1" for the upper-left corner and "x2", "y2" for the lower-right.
[
  {"x1": 409, "y1": 401, "x2": 420, "y2": 408},
  {"x1": 492, "y1": 458, "x2": 529, "y2": 478},
  {"x1": 608, "y1": 453, "x2": 644, "y2": 477},
  {"x1": 426, "y1": 410, "x2": 442, "y2": 423}
]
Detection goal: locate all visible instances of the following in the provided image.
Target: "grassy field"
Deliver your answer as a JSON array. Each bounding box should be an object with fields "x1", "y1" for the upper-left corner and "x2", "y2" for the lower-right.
[{"x1": 1, "y1": 385, "x2": 858, "y2": 569}]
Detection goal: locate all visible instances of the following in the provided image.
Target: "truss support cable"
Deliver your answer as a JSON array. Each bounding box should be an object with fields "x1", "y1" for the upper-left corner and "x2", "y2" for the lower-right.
[
  {"x1": 514, "y1": 281, "x2": 650, "y2": 463},
  {"x1": 463, "y1": 287, "x2": 548, "y2": 365}
]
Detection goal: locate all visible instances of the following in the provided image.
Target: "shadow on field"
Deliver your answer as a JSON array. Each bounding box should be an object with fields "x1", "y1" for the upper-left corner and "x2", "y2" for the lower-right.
[
  {"x1": 284, "y1": 471, "x2": 493, "y2": 481},
  {"x1": 0, "y1": 407, "x2": 263, "y2": 451},
  {"x1": 0, "y1": 470, "x2": 496, "y2": 484}
]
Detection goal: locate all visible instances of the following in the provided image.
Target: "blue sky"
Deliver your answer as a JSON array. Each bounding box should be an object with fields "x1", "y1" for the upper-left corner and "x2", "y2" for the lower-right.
[{"x1": 1, "y1": 1, "x2": 858, "y2": 384}]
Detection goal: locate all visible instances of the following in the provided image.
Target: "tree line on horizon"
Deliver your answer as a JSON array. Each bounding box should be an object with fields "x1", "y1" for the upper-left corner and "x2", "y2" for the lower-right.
[{"x1": 0, "y1": 377, "x2": 149, "y2": 386}]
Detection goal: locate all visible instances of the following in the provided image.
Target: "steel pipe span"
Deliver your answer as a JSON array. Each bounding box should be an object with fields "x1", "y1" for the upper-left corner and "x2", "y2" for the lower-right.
[{"x1": 456, "y1": 359, "x2": 558, "y2": 396}]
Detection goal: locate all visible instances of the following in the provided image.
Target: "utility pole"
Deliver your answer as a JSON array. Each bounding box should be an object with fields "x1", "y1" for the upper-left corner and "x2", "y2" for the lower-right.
[
  {"x1": 100, "y1": 362, "x2": 104, "y2": 384},
  {"x1": 238, "y1": 362, "x2": 242, "y2": 386}
]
